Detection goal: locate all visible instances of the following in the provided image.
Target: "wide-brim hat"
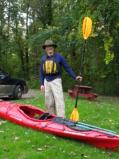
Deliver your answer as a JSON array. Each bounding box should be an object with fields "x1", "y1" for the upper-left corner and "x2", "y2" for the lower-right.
[{"x1": 42, "y1": 39, "x2": 57, "y2": 49}]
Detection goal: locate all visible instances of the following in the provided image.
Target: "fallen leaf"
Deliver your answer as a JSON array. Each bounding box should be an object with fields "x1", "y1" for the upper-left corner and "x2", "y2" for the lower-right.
[
  {"x1": 32, "y1": 145, "x2": 36, "y2": 148},
  {"x1": 37, "y1": 148, "x2": 43, "y2": 151},
  {"x1": 0, "y1": 130, "x2": 4, "y2": 133},
  {"x1": 14, "y1": 136, "x2": 20, "y2": 140},
  {"x1": 81, "y1": 154, "x2": 89, "y2": 158},
  {"x1": 44, "y1": 145, "x2": 49, "y2": 148}
]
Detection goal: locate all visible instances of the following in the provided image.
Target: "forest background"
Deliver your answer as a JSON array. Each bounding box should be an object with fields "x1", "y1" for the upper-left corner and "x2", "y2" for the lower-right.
[{"x1": 0, "y1": 0, "x2": 119, "y2": 96}]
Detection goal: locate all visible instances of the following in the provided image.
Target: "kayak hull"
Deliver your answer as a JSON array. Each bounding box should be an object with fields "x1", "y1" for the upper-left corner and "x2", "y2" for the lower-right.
[{"x1": 0, "y1": 101, "x2": 119, "y2": 151}]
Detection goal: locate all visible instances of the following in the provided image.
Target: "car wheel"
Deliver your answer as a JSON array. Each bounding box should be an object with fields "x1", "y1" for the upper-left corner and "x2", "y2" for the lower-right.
[{"x1": 13, "y1": 85, "x2": 23, "y2": 99}]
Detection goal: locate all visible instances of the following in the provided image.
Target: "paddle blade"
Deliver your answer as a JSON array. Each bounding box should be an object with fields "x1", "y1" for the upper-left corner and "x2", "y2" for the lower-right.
[
  {"x1": 70, "y1": 108, "x2": 79, "y2": 122},
  {"x1": 82, "y1": 17, "x2": 92, "y2": 40}
]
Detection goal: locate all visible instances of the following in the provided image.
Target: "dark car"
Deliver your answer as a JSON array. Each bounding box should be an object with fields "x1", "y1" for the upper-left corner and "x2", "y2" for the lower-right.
[{"x1": 0, "y1": 70, "x2": 28, "y2": 99}]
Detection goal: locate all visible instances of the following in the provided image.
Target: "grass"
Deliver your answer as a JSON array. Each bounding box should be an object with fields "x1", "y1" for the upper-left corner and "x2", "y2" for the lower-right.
[{"x1": 0, "y1": 90, "x2": 119, "y2": 159}]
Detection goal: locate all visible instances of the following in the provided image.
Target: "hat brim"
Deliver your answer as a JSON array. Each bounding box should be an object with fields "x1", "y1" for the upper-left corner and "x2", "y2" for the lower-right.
[{"x1": 42, "y1": 44, "x2": 57, "y2": 49}]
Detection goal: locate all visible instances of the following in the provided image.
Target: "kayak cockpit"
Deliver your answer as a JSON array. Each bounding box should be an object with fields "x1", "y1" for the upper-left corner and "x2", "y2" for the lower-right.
[{"x1": 19, "y1": 106, "x2": 54, "y2": 120}]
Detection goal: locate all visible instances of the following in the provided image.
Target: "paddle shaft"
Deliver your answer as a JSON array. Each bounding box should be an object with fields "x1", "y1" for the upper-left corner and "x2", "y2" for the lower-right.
[
  {"x1": 79, "y1": 40, "x2": 86, "y2": 74},
  {"x1": 77, "y1": 122, "x2": 118, "y2": 135},
  {"x1": 75, "y1": 123, "x2": 118, "y2": 136},
  {"x1": 75, "y1": 89, "x2": 79, "y2": 108},
  {"x1": 74, "y1": 41, "x2": 87, "y2": 108}
]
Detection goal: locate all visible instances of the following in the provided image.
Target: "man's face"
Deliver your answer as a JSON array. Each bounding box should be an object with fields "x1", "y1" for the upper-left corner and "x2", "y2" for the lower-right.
[{"x1": 45, "y1": 46, "x2": 55, "y2": 56}]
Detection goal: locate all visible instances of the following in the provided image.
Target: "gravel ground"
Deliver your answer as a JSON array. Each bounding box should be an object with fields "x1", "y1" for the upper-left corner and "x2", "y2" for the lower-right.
[
  {"x1": 0, "y1": 89, "x2": 41, "y2": 100},
  {"x1": 22, "y1": 89, "x2": 40, "y2": 98}
]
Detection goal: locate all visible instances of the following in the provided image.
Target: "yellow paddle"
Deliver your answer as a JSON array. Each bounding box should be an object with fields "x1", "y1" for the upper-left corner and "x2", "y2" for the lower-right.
[
  {"x1": 70, "y1": 17, "x2": 92, "y2": 122},
  {"x1": 82, "y1": 17, "x2": 92, "y2": 40},
  {"x1": 70, "y1": 86, "x2": 80, "y2": 122}
]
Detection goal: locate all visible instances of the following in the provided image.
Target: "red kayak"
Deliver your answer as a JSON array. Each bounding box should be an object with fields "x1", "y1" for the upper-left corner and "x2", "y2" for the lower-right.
[{"x1": 0, "y1": 101, "x2": 119, "y2": 150}]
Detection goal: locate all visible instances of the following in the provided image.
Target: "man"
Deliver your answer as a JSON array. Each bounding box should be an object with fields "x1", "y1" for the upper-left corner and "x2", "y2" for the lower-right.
[{"x1": 40, "y1": 39, "x2": 82, "y2": 117}]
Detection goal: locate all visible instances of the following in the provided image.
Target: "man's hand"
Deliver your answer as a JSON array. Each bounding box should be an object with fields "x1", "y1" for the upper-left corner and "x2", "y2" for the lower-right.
[
  {"x1": 40, "y1": 85, "x2": 45, "y2": 92},
  {"x1": 76, "y1": 76, "x2": 83, "y2": 81}
]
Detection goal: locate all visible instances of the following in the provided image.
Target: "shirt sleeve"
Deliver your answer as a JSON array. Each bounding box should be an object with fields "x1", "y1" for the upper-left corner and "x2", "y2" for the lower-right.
[
  {"x1": 60, "y1": 55, "x2": 76, "y2": 79},
  {"x1": 40, "y1": 58, "x2": 45, "y2": 85}
]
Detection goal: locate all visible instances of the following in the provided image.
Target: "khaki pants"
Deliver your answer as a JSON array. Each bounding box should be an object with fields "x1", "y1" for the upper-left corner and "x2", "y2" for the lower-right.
[{"x1": 44, "y1": 78, "x2": 65, "y2": 117}]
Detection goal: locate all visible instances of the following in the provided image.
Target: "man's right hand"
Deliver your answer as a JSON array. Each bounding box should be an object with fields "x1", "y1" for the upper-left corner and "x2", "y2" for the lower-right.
[
  {"x1": 40, "y1": 85, "x2": 45, "y2": 92},
  {"x1": 76, "y1": 76, "x2": 83, "y2": 82}
]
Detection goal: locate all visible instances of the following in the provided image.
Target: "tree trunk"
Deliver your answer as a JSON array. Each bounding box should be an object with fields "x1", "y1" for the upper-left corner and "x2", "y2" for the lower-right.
[{"x1": 25, "y1": 0, "x2": 30, "y2": 79}]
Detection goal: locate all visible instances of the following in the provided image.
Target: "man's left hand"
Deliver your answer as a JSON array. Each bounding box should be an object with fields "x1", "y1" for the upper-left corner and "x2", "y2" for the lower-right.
[{"x1": 76, "y1": 76, "x2": 82, "y2": 81}]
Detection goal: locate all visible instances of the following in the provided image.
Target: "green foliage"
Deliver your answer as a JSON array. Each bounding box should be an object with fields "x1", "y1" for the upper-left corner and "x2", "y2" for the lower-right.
[
  {"x1": 28, "y1": 78, "x2": 39, "y2": 89},
  {"x1": 104, "y1": 37, "x2": 114, "y2": 64}
]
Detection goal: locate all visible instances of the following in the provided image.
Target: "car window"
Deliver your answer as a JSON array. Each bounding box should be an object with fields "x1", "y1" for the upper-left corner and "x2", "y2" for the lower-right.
[
  {"x1": 0, "y1": 71, "x2": 7, "y2": 80},
  {"x1": 0, "y1": 75, "x2": 6, "y2": 80},
  {"x1": 0, "y1": 71, "x2": 3, "y2": 75}
]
